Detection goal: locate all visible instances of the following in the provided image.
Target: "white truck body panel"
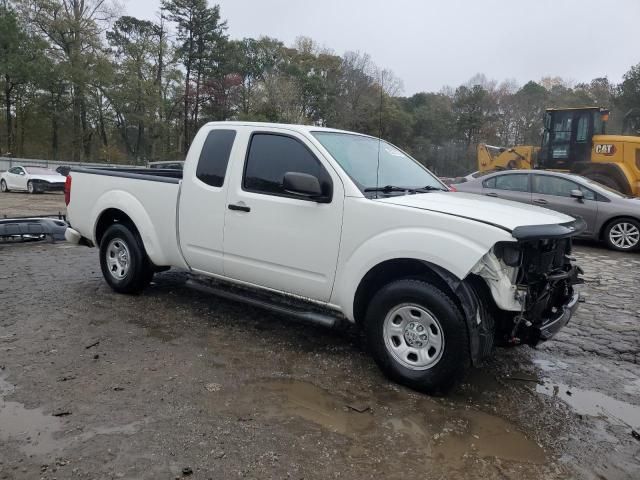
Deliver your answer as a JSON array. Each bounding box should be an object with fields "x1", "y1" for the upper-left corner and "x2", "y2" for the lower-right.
[
  {"x1": 68, "y1": 172, "x2": 186, "y2": 269},
  {"x1": 66, "y1": 121, "x2": 577, "y2": 322}
]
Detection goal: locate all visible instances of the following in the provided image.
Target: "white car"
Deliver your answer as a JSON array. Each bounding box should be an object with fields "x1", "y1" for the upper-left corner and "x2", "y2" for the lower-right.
[
  {"x1": 1, "y1": 166, "x2": 67, "y2": 194},
  {"x1": 64, "y1": 122, "x2": 583, "y2": 393}
]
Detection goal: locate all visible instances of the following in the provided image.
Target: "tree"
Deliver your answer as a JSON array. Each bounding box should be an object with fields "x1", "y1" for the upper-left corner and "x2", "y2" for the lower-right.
[
  {"x1": 16, "y1": 0, "x2": 117, "y2": 160},
  {"x1": 227, "y1": 37, "x2": 281, "y2": 117},
  {"x1": 162, "y1": 0, "x2": 227, "y2": 152},
  {"x1": 453, "y1": 84, "x2": 495, "y2": 147},
  {"x1": 0, "y1": 3, "x2": 45, "y2": 154},
  {"x1": 617, "y1": 64, "x2": 640, "y2": 114},
  {"x1": 512, "y1": 81, "x2": 547, "y2": 144},
  {"x1": 107, "y1": 16, "x2": 162, "y2": 161}
]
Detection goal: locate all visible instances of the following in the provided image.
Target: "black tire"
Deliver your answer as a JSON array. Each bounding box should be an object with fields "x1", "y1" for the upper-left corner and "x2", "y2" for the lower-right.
[
  {"x1": 0, "y1": 180, "x2": 8, "y2": 192},
  {"x1": 27, "y1": 180, "x2": 35, "y2": 194},
  {"x1": 365, "y1": 279, "x2": 470, "y2": 394},
  {"x1": 603, "y1": 217, "x2": 640, "y2": 252},
  {"x1": 99, "y1": 223, "x2": 154, "y2": 294}
]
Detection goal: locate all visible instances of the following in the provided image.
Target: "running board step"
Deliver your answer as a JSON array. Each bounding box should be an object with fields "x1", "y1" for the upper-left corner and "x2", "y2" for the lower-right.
[{"x1": 185, "y1": 278, "x2": 345, "y2": 329}]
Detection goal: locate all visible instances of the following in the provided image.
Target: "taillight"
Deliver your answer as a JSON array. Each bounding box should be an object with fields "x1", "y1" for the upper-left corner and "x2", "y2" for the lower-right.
[
  {"x1": 449, "y1": 185, "x2": 457, "y2": 192},
  {"x1": 64, "y1": 175, "x2": 72, "y2": 206}
]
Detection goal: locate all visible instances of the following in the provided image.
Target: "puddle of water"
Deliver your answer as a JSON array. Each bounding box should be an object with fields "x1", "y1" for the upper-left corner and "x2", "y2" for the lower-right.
[
  {"x1": 1, "y1": 374, "x2": 144, "y2": 457},
  {"x1": 537, "y1": 380, "x2": 640, "y2": 428},
  {"x1": 74, "y1": 421, "x2": 143, "y2": 443},
  {"x1": 434, "y1": 410, "x2": 546, "y2": 464},
  {"x1": 261, "y1": 379, "x2": 546, "y2": 465},
  {"x1": 264, "y1": 380, "x2": 374, "y2": 436},
  {"x1": 0, "y1": 375, "x2": 64, "y2": 456}
]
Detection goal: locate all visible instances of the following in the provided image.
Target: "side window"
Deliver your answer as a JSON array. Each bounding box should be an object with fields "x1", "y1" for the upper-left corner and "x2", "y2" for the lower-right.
[
  {"x1": 483, "y1": 177, "x2": 496, "y2": 188},
  {"x1": 576, "y1": 114, "x2": 589, "y2": 142},
  {"x1": 9, "y1": 167, "x2": 21, "y2": 174},
  {"x1": 244, "y1": 133, "x2": 331, "y2": 199},
  {"x1": 494, "y1": 174, "x2": 529, "y2": 192},
  {"x1": 532, "y1": 175, "x2": 595, "y2": 200},
  {"x1": 195, "y1": 129, "x2": 236, "y2": 187}
]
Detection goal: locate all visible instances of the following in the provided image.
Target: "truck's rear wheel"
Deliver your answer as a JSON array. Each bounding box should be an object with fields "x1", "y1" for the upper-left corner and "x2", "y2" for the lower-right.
[
  {"x1": 365, "y1": 279, "x2": 469, "y2": 394},
  {"x1": 99, "y1": 223, "x2": 153, "y2": 294}
]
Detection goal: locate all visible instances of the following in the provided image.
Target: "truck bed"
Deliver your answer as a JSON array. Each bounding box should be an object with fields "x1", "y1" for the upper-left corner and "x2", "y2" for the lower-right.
[
  {"x1": 68, "y1": 167, "x2": 186, "y2": 268},
  {"x1": 71, "y1": 167, "x2": 183, "y2": 183}
]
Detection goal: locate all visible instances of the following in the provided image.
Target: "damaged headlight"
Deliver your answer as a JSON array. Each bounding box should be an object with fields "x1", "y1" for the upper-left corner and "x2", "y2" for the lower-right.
[{"x1": 493, "y1": 242, "x2": 522, "y2": 267}]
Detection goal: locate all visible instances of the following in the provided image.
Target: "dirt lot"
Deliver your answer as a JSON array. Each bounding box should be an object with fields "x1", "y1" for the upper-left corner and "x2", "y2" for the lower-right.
[
  {"x1": 0, "y1": 191, "x2": 66, "y2": 218},
  {"x1": 0, "y1": 198, "x2": 639, "y2": 479}
]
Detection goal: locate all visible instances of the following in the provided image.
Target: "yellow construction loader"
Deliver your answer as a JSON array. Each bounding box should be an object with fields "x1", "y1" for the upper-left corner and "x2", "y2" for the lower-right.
[{"x1": 477, "y1": 107, "x2": 640, "y2": 196}]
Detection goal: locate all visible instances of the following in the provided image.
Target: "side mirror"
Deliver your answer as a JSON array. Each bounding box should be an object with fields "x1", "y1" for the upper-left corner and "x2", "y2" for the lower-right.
[
  {"x1": 283, "y1": 172, "x2": 325, "y2": 201},
  {"x1": 570, "y1": 189, "x2": 584, "y2": 201},
  {"x1": 19, "y1": 171, "x2": 25, "y2": 176}
]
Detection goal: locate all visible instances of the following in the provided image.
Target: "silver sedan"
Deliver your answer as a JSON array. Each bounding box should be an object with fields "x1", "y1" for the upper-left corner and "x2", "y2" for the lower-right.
[{"x1": 453, "y1": 170, "x2": 640, "y2": 251}]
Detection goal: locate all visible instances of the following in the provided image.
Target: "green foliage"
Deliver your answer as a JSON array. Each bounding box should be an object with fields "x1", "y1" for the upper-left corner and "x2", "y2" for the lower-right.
[{"x1": 1, "y1": 1, "x2": 639, "y2": 176}]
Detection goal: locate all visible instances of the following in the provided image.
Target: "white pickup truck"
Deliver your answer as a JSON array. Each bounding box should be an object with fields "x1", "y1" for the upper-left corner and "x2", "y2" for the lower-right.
[{"x1": 65, "y1": 122, "x2": 583, "y2": 393}]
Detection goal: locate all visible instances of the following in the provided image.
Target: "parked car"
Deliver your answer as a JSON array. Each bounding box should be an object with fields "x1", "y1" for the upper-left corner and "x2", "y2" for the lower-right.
[
  {"x1": 64, "y1": 122, "x2": 583, "y2": 393},
  {"x1": 453, "y1": 169, "x2": 640, "y2": 251},
  {"x1": 1, "y1": 166, "x2": 67, "y2": 194}
]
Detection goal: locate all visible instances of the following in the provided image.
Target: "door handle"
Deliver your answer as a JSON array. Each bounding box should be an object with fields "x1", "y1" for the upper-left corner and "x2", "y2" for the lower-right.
[
  {"x1": 485, "y1": 192, "x2": 498, "y2": 197},
  {"x1": 533, "y1": 198, "x2": 548, "y2": 205},
  {"x1": 228, "y1": 203, "x2": 251, "y2": 212}
]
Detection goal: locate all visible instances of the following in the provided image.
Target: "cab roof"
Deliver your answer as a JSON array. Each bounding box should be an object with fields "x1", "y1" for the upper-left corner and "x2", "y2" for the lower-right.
[{"x1": 203, "y1": 121, "x2": 373, "y2": 138}]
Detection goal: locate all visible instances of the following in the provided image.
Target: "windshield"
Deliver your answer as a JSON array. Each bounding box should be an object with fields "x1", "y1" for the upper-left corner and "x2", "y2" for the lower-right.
[
  {"x1": 24, "y1": 167, "x2": 56, "y2": 175},
  {"x1": 312, "y1": 132, "x2": 444, "y2": 194}
]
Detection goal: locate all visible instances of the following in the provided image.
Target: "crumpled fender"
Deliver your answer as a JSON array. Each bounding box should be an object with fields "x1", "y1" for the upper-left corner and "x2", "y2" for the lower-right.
[{"x1": 331, "y1": 227, "x2": 506, "y2": 320}]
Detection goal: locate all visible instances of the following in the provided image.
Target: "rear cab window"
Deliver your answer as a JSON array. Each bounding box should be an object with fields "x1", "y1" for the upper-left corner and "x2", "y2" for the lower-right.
[
  {"x1": 243, "y1": 133, "x2": 332, "y2": 200},
  {"x1": 196, "y1": 129, "x2": 237, "y2": 187}
]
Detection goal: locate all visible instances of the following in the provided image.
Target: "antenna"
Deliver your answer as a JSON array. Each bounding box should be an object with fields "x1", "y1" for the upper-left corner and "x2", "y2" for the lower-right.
[{"x1": 375, "y1": 71, "x2": 384, "y2": 198}]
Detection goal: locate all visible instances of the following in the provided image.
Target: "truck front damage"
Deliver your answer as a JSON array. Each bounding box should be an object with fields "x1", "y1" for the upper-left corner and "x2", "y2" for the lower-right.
[{"x1": 472, "y1": 219, "x2": 584, "y2": 346}]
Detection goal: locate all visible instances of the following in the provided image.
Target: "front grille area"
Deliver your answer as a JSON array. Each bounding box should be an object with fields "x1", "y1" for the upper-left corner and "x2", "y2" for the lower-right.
[
  {"x1": 520, "y1": 238, "x2": 571, "y2": 277},
  {"x1": 508, "y1": 237, "x2": 581, "y2": 345}
]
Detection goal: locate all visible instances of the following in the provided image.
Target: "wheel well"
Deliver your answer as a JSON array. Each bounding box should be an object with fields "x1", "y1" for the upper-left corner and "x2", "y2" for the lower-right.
[
  {"x1": 599, "y1": 216, "x2": 640, "y2": 240},
  {"x1": 352, "y1": 259, "x2": 460, "y2": 325},
  {"x1": 95, "y1": 208, "x2": 137, "y2": 246}
]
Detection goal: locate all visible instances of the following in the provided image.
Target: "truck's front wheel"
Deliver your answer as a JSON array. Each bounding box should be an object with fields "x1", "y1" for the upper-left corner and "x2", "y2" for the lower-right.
[
  {"x1": 99, "y1": 223, "x2": 153, "y2": 294},
  {"x1": 365, "y1": 279, "x2": 470, "y2": 394}
]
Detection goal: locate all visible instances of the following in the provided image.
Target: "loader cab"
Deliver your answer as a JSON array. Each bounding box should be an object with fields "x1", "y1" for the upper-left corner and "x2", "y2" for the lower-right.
[{"x1": 538, "y1": 107, "x2": 608, "y2": 170}]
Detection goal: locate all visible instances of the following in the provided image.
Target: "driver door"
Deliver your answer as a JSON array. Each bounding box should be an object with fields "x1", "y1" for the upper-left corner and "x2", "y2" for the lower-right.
[
  {"x1": 223, "y1": 129, "x2": 344, "y2": 302},
  {"x1": 531, "y1": 174, "x2": 598, "y2": 235},
  {"x1": 7, "y1": 167, "x2": 27, "y2": 190}
]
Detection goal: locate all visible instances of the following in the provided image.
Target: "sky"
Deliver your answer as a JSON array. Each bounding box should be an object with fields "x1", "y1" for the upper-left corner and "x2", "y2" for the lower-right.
[{"x1": 125, "y1": 0, "x2": 640, "y2": 96}]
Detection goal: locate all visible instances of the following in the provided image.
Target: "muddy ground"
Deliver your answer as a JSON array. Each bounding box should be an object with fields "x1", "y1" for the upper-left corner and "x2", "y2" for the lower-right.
[
  {"x1": 0, "y1": 192, "x2": 66, "y2": 218},
  {"x1": 0, "y1": 197, "x2": 639, "y2": 480}
]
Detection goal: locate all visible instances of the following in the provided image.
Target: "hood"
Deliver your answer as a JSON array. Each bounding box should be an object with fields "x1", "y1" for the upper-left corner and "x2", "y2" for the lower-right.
[
  {"x1": 377, "y1": 192, "x2": 574, "y2": 231},
  {"x1": 29, "y1": 174, "x2": 66, "y2": 182}
]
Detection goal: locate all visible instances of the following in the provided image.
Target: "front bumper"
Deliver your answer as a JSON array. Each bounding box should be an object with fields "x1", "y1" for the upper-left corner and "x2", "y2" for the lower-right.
[
  {"x1": 32, "y1": 181, "x2": 65, "y2": 192},
  {"x1": 533, "y1": 291, "x2": 579, "y2": 342}
]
